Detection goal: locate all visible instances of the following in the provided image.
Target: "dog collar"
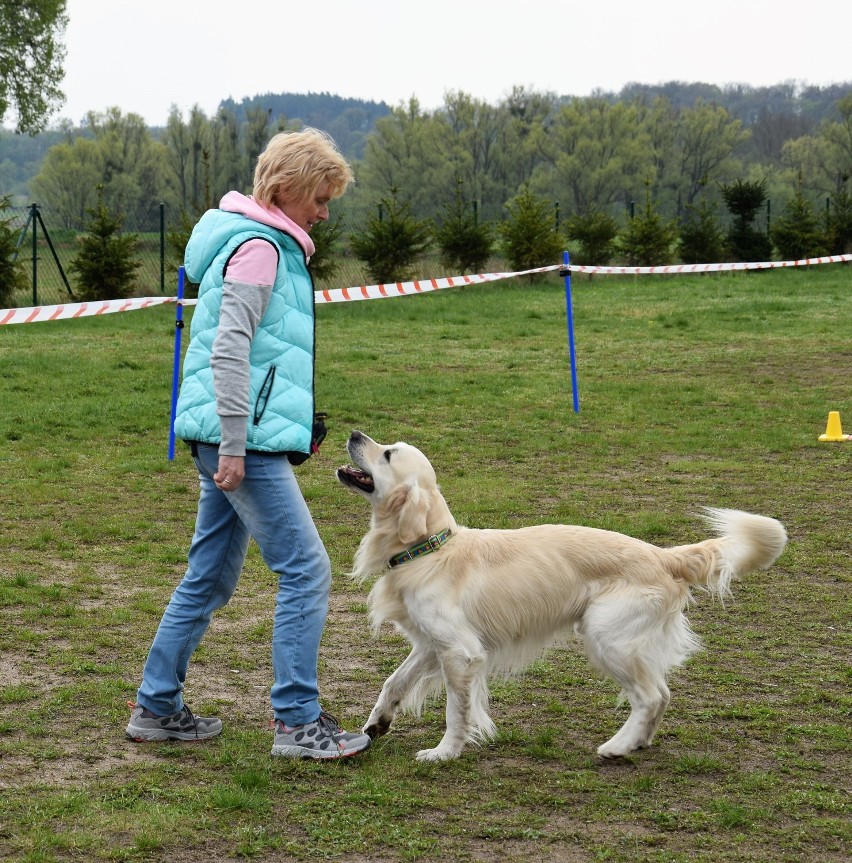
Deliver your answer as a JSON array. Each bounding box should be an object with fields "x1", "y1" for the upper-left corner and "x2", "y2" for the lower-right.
[{"x1": 388, "y1": 529, "x2": 453, "y2": 568}]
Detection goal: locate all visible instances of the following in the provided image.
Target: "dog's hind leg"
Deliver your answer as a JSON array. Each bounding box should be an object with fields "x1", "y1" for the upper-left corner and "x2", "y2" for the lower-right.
[
  {"x1": 579, "y1": 597, "x2": 675, "y2": 759},
  {"x1": 595, "y1": 676, "x2": 671, "y2": 759},
  {"x1": 364, "y1": 644, "x2": 439, "y2": 739}
]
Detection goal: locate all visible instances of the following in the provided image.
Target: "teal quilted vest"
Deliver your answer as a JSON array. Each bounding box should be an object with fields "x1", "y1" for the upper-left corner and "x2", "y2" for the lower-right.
[{"x1": 173, "y1": 208, "x2": 315, "y2": 455}]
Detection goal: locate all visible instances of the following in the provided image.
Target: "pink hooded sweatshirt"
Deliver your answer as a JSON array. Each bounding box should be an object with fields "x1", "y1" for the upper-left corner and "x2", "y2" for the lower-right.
[{"x1": 218, "y1": 191, "x2": 316, "y2": 287}]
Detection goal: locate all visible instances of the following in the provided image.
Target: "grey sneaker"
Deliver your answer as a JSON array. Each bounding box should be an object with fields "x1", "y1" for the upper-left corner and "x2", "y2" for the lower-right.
[
  {"x1": 125, "y1": 702, "x2": 223, "y2": 742},
  {"x1": 271, "y1": 711, "x2": 371, "y2": 759}
]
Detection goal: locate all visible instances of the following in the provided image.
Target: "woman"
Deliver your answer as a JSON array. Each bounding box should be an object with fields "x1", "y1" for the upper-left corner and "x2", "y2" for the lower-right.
[{"x1": 126, "y1": 128, "x2": 370, "y2": 760}]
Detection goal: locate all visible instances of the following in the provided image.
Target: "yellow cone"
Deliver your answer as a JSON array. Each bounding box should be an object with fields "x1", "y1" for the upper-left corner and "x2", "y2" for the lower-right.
[{"x1": 818, "y1": 411, "x2": 849, "y2": 441}]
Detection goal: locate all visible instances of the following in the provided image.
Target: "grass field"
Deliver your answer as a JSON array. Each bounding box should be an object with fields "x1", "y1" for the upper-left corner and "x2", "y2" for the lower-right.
[{"x1": 0, "y1": 266, "x2": 849, "y2": 862}]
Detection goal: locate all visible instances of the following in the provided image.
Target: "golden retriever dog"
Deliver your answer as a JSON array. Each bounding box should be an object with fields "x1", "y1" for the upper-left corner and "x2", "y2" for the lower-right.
[{"x1": 337, "y1": 431, "x2": 787, "y2": 762}]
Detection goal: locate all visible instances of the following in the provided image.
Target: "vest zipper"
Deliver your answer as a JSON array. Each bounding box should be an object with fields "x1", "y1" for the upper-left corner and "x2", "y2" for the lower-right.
[{"x1": 253, "y1": 365, "x2": 276, "y2": 425}]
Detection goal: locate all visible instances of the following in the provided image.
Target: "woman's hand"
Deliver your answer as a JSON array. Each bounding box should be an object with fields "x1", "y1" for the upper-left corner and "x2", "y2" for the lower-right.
[{"x1": 214, "y1": 455, "x2": 245, "y2": 491}]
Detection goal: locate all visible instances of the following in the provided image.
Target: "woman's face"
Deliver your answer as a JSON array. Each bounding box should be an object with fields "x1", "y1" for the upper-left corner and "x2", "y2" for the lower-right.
[{"x1": 276, "y1": 183, "x2": 332, "y2": 234}]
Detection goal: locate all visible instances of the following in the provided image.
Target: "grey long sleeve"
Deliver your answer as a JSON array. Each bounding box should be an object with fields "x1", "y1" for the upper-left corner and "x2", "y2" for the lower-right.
[{"x1": 210, "y1": 279, "x2": 272, "y2": 456}]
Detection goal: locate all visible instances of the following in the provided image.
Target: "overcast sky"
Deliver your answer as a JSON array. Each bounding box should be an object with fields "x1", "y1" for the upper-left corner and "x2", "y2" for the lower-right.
[{"x1": 57, "y1": 0, "x2": 850, "y2": 128}]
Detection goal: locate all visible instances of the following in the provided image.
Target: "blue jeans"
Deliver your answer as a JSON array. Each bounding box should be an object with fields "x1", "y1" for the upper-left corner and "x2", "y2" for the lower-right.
[{"x1": 135, "y1": 443, "x2": 331, "y2": 726}]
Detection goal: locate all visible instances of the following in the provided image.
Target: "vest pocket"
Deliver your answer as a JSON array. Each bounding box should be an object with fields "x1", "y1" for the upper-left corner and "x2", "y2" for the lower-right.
[{"x1": 253, "y1": 365, "x2": 276, "y2": 425}]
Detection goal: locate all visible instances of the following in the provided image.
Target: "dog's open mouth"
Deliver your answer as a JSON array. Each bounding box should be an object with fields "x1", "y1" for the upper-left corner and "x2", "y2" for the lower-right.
[{"x1": 337, "y1": 464, "x2": 375, "y2": 493}]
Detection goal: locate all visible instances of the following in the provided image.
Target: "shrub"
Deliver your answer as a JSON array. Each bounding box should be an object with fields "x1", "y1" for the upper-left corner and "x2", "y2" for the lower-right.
[
  {"x1": 308, "y1": 216, "x2": 346, "y2": 284},
  {"x1": 564, "y1": 210, "x2": 619, "y2": 265},
  {"x1": 825, "y1": 175, "x2": 852, "y2": 254},
  {"x1": 770, "y1": 177, "x2": 828, "y2": 260},
  {"x1": 678, "y1": 200, "x2": 728, "y2": 264},
  {"x1": 434, "y1": 185, "x2": 493, "y2": 274},
  {"x1": 498, "y1": 187, "x2": 564, "y2": 272},
  {"x1": 0, "y1": 196, "x2": 28, "y2": 306},
  {"x1": 69, "y1": 188, "x2": 141, "y2": 301},
  {"x1": 721, "y1": 178, "x2": 772, "y2": 262},
  {"x1": 617, "y1": 193, "x2": 677, "y2": 266},
  {"x1": 349, "y1": 189, "x2": 432, "y2": 283},
  {"x1": 166, "y1": 149, "x2": 216, "y2": 297}
]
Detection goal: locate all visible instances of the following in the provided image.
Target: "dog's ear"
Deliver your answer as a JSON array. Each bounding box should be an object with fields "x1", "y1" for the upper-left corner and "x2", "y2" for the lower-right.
[{"x1": 388, "y1": 481, "x2": 430, "y2": 545}]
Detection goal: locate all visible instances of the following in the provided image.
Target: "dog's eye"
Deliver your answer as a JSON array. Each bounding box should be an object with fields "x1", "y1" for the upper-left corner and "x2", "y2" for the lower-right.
[{"x1": 383, "y1": 449, "x2": 393, "y2": 462}]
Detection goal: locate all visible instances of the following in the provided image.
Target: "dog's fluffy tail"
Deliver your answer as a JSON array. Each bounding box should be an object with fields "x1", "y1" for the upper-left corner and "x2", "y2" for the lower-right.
[{"x1": 664, "y1": 508, "x2": 787, "y2": 600}]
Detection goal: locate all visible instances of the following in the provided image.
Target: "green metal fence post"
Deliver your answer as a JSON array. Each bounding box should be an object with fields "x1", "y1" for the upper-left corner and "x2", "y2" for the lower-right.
[
  {"x1": 31, "y1": 203, "x2": 38, "y2": 306},
  {"x1": 160, "y1": 202, "x2": 165, "y2": 293}
]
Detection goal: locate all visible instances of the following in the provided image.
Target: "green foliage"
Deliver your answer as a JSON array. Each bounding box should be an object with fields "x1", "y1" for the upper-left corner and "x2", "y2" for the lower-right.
[
  {"x1": 349, "y1": 189, "x2": 432, "y2": 283},
  {"x1": 31, "y1": 108, "x2": 168, "y2": 230},
  {"x1": 675, "y1": 100, "x2": 749, "y2": 205},
  {"x1": 69, "y1": 188, "x2": 142, "y2": 301},
  {"x1": 167, "y1": 206, "x2": 198, "y2": 289},
  {"x1": 0, "y1": 195, "x2": 28, "y2": 305},
  {"x1": 770, "y1": 176, "x2": 828, "y2": 260},
  {"x1": 722, "y1": 178, "x2": 773, "y2": 262},
  {"x1": 564, "y1": 210, "x2": 619, "y2": 265},
  {"x1": 165, "y1": 149, "x2": 216, "y2": 297},
  {"x1": 165, "y1": 206, "x2": 206, "y2": 300},
  {"x1": 0, "y1": 0, "x2": 68, "y2": 134},
  {"x1": 727, "y1": 224, "x2": 773, "y2": 264},
  {"x1": 433, "y1": 184, "x2": 493, "y2": 273},
  {"x1": 7, "y1": 84, "x2": 852, "y2": 281},
  {"x1": 617, "y1": 191, "x2": 678, "y2": 266},
  {"x1": 721, "y1": 178, "x2": 769, "y2": 220},
  {"x1": 308, "y1": 216, "x2": 347, "y2": 283},
  {"x1": 220, "y1": 91, "x2": 390, "y2": 160},
  {"x1": 678, "y1": 199, "x2": 728, "y2": 263},
  {"x1": 539, "y1": 98, "x2": 652, "y2": 215},
  {"x1": 825, "y1": 175, "x2": 852, "y2": 253},
  {"x1": 497, "y1": 187, "x2": 564, "y2": 271}
]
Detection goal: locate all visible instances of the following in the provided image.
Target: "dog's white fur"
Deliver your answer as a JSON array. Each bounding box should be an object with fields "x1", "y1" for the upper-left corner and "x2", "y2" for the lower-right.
[{"x1": 337, "y1": 431, "x2": 787, "y2": 762}]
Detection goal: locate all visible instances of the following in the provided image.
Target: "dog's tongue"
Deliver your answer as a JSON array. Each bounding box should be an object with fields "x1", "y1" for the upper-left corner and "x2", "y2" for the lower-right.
[{"x1": 339, "y1": 464, "x2": 375, "y2": 491}]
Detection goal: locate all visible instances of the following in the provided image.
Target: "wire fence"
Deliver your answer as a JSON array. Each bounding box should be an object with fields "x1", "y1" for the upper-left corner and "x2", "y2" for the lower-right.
[
  {"x1": 6, "y1": 202, "x2": 170, "y2": 307},
  {"x1": 11, "y1": 193, "x2": 830, "y2": 310}
]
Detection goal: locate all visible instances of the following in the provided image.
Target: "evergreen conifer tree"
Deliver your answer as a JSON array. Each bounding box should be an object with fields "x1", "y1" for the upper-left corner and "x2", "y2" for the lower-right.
[
  {"x1": 350, "y1": 189, "x2": 432, "y2": 284},
  {"x1": 69, "y1": 187, "x2": 141, "y2": 302},
  {"x1": 825, "y1": 175, "x2": 852, "y2": 254},
  {"x1": 497, "y1": 187, "x2": 564, "y2": 273},
  {"x1": 434, "y1": 183, "x2": 493, "y2": 274},
  {"x1": 618, "y1": 191, "x2": 677, "y2": 266},
  {"x1": 721, "y1": 178, "x2": 772, "y2": 262},
  {"x1": 0, "y1": 196, "x2": 28, "y2": 306},
  {"x1": 770, "y1": 176, "x2": 827, "y2": 260},
  {"x1": 678, "y1": 200, "x2": 727, "y2": 264},
  {"x1": 564, "y1": 210, "x2": 619, "y2": 266}
]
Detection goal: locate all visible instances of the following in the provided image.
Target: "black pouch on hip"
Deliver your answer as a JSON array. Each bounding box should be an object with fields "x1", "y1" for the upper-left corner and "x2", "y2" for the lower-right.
[{"x1": 287, "y1": 412, "x2": 329, "y2": 465}]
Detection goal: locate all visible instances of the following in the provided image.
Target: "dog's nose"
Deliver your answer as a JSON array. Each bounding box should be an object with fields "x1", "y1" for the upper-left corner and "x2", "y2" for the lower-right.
[{"x1": 349, "y1": 430, "x2": 365, "y2": 443}]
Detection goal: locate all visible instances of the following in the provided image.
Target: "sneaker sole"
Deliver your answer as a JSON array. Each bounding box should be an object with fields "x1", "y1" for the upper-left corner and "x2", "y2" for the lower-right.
[
  {"x1": 125, "y1": 725, "x2": 222, "y2": 742},
  {"x1": 270, "y1": 742, "x2": 370, "y2": 759}
]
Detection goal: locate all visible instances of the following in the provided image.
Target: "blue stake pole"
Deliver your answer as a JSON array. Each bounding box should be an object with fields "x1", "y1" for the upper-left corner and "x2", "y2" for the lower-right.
[
  {"x1": 168, "y1": 267, "x2": 186, "y2": 460},
  {"x1": 562, "y1": 250, "x2": 580, "y2": 413}
]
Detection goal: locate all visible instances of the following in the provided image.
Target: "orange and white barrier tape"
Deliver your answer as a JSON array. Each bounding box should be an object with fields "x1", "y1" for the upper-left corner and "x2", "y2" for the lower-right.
[
  {"x1": 567, "y1": 253, "x2": 852, "y2": 275},
  {"x1": 1, "y1": 255, "x2": 849, "y2": 326},
  {"x1": 0, "y1": 295, "x2": 182, "y2": 326},
  {"x1": 0, "y1": 264, "x2": 560, "y2": 325},
  {"x1": 314, "y1": 264, "x2": 560, "y2": 304}
]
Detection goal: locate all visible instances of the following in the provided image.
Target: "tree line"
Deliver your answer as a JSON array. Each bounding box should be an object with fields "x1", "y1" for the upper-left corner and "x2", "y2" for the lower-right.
[
  {"x1": 2, "y1": 6, "x2": 850, "y2": 294},
  {"x1": 0, "y1": 85, "x2": 852, "y2": 300},
  {"x1": 4, "y1": 84, "x2": 850, "y2": 215}
]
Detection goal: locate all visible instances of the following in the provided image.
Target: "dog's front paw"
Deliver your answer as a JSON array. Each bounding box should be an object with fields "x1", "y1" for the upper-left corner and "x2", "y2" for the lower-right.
[
  {"x1": 596, "y1": 740, "x2": 639, "y2": 760},
  {"x1": 363, "y1": 716, "x2": 391, "y2": 739},
  {"x1": 415, "y1": 745, "x2": 460, "y2": 762}
]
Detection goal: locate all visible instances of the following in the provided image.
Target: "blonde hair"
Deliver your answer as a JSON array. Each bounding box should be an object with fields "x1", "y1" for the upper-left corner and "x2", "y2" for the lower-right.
[{"x1": 253, "y1": 127, "x2": 354, "y2": 207}]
